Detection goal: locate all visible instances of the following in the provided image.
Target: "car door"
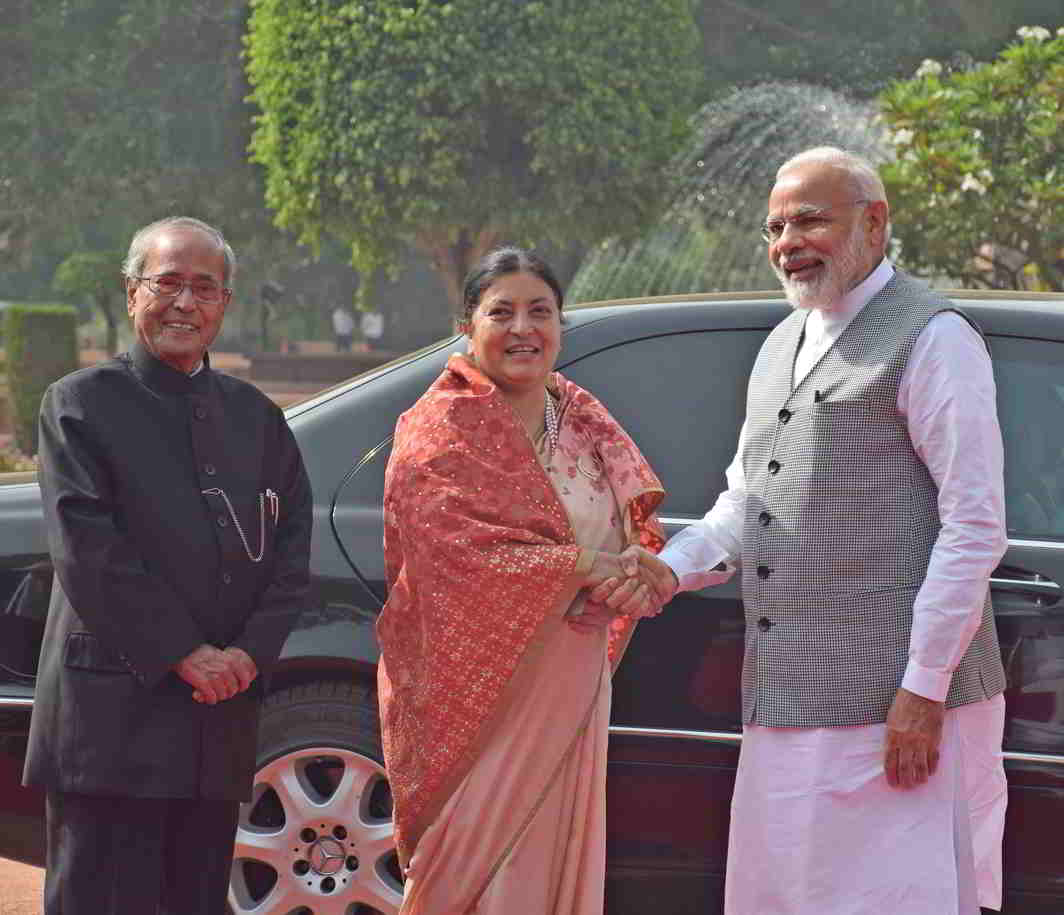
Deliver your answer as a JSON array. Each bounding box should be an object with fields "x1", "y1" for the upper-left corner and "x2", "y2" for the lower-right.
[
  {"x1": 560, "y1": 326, "x2": 768, "y2": 915},
  {"x1": 0, "y1": 479, "x2": 51, "y2": 864},
  {"x1": 0, "y1": 480, "x2": 50, "y2": 710},
  {"x1": 985, "y1": 333, "x2": 1064, "y2": 912}
]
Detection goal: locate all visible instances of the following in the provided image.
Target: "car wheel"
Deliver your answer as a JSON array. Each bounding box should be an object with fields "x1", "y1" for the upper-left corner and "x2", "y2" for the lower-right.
[{"x1": 228, "y1": 679, "x2": 403, "y2": 915}]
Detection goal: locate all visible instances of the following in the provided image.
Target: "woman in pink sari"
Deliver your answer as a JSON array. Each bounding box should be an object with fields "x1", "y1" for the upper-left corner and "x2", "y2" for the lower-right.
[{"x1": 376, "y1": 247, "x2": 665, "y2": 914}]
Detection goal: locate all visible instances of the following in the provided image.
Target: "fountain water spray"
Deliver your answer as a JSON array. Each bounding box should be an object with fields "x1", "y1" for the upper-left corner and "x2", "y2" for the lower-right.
[{"x1": 570, "y1": 83, "x2": 888, "y2": 303}]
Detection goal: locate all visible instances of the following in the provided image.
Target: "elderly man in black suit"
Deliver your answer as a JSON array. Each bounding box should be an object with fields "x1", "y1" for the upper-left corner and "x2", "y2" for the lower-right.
[{"x1": 23, "y1": 216, "x2": 313, "y2": 913}]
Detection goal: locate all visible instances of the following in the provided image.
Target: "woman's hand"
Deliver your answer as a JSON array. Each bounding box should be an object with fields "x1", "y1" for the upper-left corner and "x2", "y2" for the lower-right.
[
  {"x1": 567, "y1": 599, "x2": 619, "y2": 633},
  {"x1": 591, "y1": 545, "x2": 678, "y2": 610},
  {"x1": 570, "y1": 549, "x2": 665, "y2": 632},
  {"x1": 585, "y1": 551, "x2": 652, "y2": 614}
]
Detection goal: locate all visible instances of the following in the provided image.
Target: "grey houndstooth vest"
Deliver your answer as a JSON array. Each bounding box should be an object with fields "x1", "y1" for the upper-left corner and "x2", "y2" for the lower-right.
[{"x1": 740, "y1": 270, "x2": 1006, "y2": 727}]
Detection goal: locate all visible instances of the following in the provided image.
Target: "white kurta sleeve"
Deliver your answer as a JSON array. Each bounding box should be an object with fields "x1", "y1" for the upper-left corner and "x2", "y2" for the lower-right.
[
  {"x1": 658, "y1": 423, "x2": 746, "y2": 591},
  {"x1": 898, "y1": 312, "x2": 1008, "y2": 702}
]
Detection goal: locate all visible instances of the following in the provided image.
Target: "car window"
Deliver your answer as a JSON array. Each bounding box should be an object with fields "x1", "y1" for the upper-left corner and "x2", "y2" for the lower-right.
[
  {"x1": 990, "y1": 336, "x2": 1064, "y2": 542},
  {"x1": 559, "y1": 330, "x2": 767, "y2": 514}
]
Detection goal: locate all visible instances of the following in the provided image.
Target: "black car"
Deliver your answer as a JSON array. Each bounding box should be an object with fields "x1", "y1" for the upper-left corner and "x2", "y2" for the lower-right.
[{"x1": 2, "y1": 289, "x2": 1064, "y2": 914}]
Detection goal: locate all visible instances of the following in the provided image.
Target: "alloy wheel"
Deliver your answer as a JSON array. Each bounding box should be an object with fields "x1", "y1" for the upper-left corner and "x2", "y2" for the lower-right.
[{"x1": 229, "y1": 747, "x2": 402, "y2": 914}]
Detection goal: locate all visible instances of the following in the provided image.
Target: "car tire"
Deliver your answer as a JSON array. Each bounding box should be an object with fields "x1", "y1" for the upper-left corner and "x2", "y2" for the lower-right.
[{"x1": 227, "y1": 679, "x2": 404, "y2": 915}]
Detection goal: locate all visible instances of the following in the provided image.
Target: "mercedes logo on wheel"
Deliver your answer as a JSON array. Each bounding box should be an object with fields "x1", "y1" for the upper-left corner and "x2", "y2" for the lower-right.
[{"x1": 308, "y1": 836, "x2": 346, "y2": 876}]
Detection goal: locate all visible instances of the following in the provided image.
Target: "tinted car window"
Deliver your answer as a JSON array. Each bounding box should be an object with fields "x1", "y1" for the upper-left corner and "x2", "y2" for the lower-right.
[
  {"x1": 991, "y1": 336, "x2": 1064, "y2": 542},
  {"x1": 562, "y1": 330, "x2": 764, "y2": 736},
  {"x1": 560, "y1": 330, "x2": 767, "y2": 514}
]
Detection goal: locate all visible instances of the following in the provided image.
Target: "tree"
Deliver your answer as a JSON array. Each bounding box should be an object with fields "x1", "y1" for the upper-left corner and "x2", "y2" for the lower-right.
[
  {"x1": 694, "y1": 0, "x2": 1064, "y2": 99},
  {"x1": 879, "y1": 27, "x2": 1063, "y2": 291},
  {"x1": 53, "y1": 251, "x2": 126, "y2": 356},
  {"x1": 245, "y1": 0, "x2": 701, "y2": 309},
  {"x1": 4, "y1": 306, "x2": 78, "y2": 456},
  {"x1": 0, "y1": 1, "x2": 311, "y2": 313}
]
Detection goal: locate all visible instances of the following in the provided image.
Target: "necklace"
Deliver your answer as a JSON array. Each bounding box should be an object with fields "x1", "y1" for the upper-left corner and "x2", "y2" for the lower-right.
[{"x1": 543, "y1": 389, "x2": 559, "y2": 458}]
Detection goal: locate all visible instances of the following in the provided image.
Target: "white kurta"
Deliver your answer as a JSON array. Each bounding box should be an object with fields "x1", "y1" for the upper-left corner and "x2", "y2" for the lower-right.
[
  {"x1": 725, "y1": 695, "x2": 1004, "y2": 915},
  {"x1": 660, "y1": 258, "x2": 1008, "y2": 912}
]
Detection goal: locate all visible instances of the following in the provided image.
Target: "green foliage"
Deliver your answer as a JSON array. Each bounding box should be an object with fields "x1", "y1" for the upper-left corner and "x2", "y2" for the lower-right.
[
  {"x1": 245, "y1": 0, "x2": 702, "y2": 305},
  {"x1": 54, "y1": 250, "x2": 126, "y2": 355},
  {"x1": 0, "y1": 1, "x2": 311, "y2": 307},
  {"x1": 880, "y1": 27, "x2": 1063, "y2": 290},
  {"x1": 697, "y1": 0, "x2": 1064, "y2": 99},
  {"x1": 4, "y1": 305, "x2": 78, "y2": 455},
  {"x1": 1, "y1": 3, "x2": 241, "y2": 254},
  {"x1": 53, "y1": 251, "x2": 120, "y2": 304}
]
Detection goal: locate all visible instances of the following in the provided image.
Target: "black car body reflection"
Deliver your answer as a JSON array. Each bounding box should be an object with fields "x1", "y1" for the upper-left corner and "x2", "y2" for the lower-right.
[{"x1": 2, "y1": 289, "x2": 1064, "y2": 914}]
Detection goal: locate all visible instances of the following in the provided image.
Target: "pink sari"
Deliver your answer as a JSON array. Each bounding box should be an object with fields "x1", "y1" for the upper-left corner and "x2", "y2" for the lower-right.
[{"x1": 377, "y1": 355, "x2": 663, "y2": 911}]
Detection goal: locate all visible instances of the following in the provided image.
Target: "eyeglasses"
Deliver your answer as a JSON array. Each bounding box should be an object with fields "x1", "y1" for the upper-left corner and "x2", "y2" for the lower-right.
[
  {"x1": 760, "y1": 199, "x2": 869, "y2": 244},
  {"x1": 135, "y1": 274, "x2": 229, "y2": 304}
]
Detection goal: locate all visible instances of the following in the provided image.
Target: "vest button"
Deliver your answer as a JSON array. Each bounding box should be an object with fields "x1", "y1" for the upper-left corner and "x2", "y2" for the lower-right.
[
  {"x1": 756, "y1": 565, "x2": 771, "y2": 579},
  {"x1": 217, "y1": 515, "x2": 229, "y2": 528},
  {"x1": 757, "y1": 616, "x2": 773, "y2": 632},
  {"x1": 768, "y1": 460, "x2": 781, "y2": 475},
  {"x1": 222, "y1": 571, "x2": 233, "y2": 585},
  {"x1": 778, "y1": 408, "x2": 791, "y2": 424},
  {"x1": 194, "y1": 405, "x2": 207, "y2": 420},
  {"x1": 204, "y1": 463, "x2": 216, "y2": 476},
  {"x1": 758, "y1": 511, "x2": 772, "y2": 526}
]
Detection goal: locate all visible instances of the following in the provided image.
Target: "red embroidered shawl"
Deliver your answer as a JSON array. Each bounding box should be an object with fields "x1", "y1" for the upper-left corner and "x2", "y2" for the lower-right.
[{"x1": 377, "y1": 354, "x2": 664, "y2": 867}]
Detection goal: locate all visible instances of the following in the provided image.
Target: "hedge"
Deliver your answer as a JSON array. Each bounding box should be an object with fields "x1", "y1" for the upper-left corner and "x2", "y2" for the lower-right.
[{"x1": 4, "y1": 304, "x2": 78, "y2": 455}]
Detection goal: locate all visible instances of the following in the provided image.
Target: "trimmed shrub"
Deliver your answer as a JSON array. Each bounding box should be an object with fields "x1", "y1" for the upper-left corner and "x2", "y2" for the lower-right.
[{"x1": 4, "y1": 304, "x2": 78, "y2": 455}]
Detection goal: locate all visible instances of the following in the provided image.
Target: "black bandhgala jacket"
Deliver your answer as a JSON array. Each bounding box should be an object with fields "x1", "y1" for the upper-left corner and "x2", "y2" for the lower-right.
[{"x1": 23, "y1": 343, "x2": 312, "y2": 800}]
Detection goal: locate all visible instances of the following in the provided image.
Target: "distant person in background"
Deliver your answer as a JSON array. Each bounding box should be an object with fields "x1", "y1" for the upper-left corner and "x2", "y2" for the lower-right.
[
  {"x1": 377, "y1": 247, "x2": 667, "y2": 914},
  {"x1": 360, "y1": 308, "x2": 383, "y2": 350},
  {"x1": 332, "y1": 304, "x2": 355, "y2": 352},
  {"x1": 24, "y1": 216, "x2": 313, "y2": 914}
]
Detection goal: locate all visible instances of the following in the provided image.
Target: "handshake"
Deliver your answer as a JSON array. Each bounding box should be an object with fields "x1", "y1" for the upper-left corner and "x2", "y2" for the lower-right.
[
  {"x1": 174, "y1": 644, "x2": 259, "y2": 705},
  {"x1": 571, "y1": 545, "x2": 679, "y2": 633}
]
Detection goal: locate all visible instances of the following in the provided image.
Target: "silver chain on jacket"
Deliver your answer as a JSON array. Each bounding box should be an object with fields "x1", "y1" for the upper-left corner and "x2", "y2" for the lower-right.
[{"x1": 201, "y1": 488, "x2": 279, "y2": 563}]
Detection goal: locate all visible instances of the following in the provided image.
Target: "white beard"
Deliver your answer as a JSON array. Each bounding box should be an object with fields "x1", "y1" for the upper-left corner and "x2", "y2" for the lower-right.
[{"x1": 773, "y1": 229, "x2": 865, "y2": 311}]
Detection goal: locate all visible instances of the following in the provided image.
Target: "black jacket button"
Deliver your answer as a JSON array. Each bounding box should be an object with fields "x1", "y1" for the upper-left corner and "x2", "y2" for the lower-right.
[
  {"x1": 757, "y1": 565, "x2": 772, "y2": 579},
  {"x1": 758, "y1": 616, "x2": 773, "y2": 632},
  {"x1": 222, "y1": 572, "x2": 232, "y2": 585},
  {"x1": 194, "y1": 405, "x2": 207, "y2": 420},
  {"x1": 204, "y1": 463, "x2": 216, "y2": 476},
  {"x1": 768, "y1": 460, "x2": 781, "y2": 475},
  {"x1": 217, "y1": 516, "x2": 229, "y2": 528},
  {"x1": 758, "y1": 511, "x2": 772, "y2": 526},
  {"x1": 778, "y1": 408, "x2": 791, "y2": 424}
]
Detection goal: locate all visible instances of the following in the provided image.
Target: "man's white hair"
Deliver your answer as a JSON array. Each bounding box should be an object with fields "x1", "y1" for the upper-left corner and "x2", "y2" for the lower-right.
[
  {"x1": 777, "y1": 146, "x2": 885, "y2": 201},
  {"x1": 122, "y1": 216, "x2": 237, "y2": 286},
  {"x1": 777, "y1": 146, "x2": 891, "y2": 249}
]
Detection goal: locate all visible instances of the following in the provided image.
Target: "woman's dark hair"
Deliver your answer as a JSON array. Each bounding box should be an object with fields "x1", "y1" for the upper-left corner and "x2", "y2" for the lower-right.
[{"x1": 459, "y1": 246, "x2": 565, "y2": 324}]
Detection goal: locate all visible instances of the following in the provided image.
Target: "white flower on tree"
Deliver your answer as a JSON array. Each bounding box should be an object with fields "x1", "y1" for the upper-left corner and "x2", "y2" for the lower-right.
[
  {"x1": 915, "y1": 59, "x2": 943, "y2": 78},
  {"x1": 1016, "y1": 26, "x2": 1051, "y2": 41}
]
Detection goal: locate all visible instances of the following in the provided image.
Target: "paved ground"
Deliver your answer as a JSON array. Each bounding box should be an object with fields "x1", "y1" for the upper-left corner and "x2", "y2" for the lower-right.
[{"x1": 0, "y1": 857, "x2": 42, "y2": 915}]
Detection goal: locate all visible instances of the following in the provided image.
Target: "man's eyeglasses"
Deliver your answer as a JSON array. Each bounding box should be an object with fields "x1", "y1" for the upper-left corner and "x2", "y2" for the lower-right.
[
  {"x1": 134, "y1": 274, "x2": 228, "y2": 304},
  {"x1": 760, "y1": 199, "x2": 869, "y2": 244}
]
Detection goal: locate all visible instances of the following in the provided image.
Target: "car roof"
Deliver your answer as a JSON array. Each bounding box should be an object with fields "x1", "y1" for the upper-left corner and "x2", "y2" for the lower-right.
[
  {"x1": 286, "y1": 287, "x2": 1064, "y2": 418},
  {"x1": 564, "y1": 288, "x2": 1064, "y2": 340}
]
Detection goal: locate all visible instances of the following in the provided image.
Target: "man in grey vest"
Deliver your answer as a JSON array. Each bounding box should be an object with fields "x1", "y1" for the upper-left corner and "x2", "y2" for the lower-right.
[{"x1": 596, "y1": 147, "x2": 1008, "y2": 913}]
